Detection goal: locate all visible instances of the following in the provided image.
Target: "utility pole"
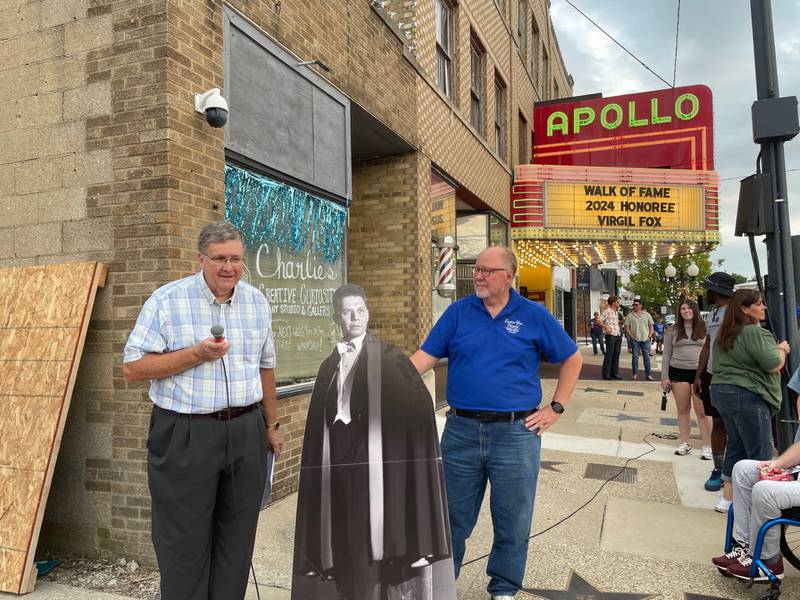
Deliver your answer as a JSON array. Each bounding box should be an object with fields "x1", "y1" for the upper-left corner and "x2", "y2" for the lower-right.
[{"x1": 750, "y1": 0, "x2": 800, "y2": 451}]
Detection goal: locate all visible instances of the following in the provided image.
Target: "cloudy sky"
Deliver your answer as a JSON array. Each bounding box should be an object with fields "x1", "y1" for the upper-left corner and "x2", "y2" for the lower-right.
[{"x1": 550, "y1": 0, "x2": 800, "y2": 277}]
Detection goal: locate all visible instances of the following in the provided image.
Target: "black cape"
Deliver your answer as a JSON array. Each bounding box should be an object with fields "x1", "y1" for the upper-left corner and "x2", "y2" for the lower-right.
[{"x1": 292, "y1": 333, "x2": 451, "y2": 582}]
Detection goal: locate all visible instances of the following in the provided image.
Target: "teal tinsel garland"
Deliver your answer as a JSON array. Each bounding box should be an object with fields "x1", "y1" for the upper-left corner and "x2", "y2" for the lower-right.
[{"x1": 224, "y1": 164, "x2": 347, "y2": 264}]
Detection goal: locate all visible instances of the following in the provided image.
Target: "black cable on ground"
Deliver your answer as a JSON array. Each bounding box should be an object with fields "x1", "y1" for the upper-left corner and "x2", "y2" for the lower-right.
[{"x1": 461, "y1": 433, "x2": 660, "y2": 568}]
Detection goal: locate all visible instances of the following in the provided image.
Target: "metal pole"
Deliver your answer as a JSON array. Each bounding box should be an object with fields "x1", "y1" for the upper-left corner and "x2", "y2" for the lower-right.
[{"x1": 751, "y1": 0, "x2": 800, "y2": 451}]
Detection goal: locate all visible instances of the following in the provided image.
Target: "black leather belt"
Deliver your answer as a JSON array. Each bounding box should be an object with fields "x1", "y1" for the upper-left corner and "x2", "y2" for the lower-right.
[
  {"x1": 194, "y1": 403, "x2": 259, "y2": 421},
  {"x1": 450, "y1": 407, "x2": 537, "y2": 422}
]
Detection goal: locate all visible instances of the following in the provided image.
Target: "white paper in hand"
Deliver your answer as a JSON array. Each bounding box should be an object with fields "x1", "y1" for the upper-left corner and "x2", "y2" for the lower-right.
[{"x1": 260, "y1": 449, "x2": 275, "y2": 510}]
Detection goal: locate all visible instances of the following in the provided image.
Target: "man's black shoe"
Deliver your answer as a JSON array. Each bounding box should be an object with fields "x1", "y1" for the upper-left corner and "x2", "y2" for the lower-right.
[{"x1": 611, "y1": 376, "x2": 623, "y2": 380}]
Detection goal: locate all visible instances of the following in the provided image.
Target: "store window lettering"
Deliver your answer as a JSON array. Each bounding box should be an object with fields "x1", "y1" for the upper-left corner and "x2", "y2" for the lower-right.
[{"x1": 257, "y1": 244, "x2": 339, "y2": 282}]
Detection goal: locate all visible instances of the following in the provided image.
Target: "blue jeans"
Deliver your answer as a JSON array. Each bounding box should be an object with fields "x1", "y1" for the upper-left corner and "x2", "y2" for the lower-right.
[
  {"x1": 441, "y1": 411, "x2": 541, "y2": 596},
  {"x1": 710, "y1": 383, "x2": 774, "y2": 480},
  {"x1": 590, "y1": 330, "x2": 605, "y2": 355},
  {"x1": 631, "y1": 340, "x2": 651, "y2": 376}
]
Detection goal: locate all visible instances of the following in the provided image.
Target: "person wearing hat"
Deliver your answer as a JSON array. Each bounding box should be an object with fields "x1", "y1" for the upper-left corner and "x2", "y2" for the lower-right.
[{"x1": 692, "y1": 272, "x2": 736, "y2": 510}]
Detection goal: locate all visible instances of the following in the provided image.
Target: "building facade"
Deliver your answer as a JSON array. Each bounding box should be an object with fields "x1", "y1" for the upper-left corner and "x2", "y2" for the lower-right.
[{"x1": 0, "y1": 0, "x2": 571, "y2": 561}]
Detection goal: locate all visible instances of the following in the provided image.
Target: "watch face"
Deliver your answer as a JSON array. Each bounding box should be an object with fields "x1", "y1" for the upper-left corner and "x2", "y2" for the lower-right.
[{"x1": 551, "y1": 401, "x2": 564, "y2": 414}]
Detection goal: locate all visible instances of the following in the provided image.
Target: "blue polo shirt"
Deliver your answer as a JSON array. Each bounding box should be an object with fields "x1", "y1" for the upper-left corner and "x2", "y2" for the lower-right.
[{"x1": 421, "y1": 289, "x2": 578, "y2": 412}]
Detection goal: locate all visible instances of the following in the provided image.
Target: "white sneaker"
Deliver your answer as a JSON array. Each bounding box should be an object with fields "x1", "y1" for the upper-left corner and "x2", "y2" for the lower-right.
[
  {"x1": 701, "y1": 446, "x2": 713, "y2": 461},
  {"x1": 675, "y1": 442, "x2": 692, "y2": 455},
  {"x1": 491, "y1": 596, "x2": 516, "y2": 600},
  {"x1": 715, "y1": 495, "x2": 732, "y2": 513}
]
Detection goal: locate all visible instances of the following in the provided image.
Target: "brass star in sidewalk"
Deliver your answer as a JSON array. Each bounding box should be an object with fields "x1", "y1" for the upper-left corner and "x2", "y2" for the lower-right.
[
  {"x1": 523, "y1": 572, "x2": 656, "y2": 600},
  {"x1": 602, "y1": 413, "x2": 650, "y2": 423},
  {"x1": 540, "y1": 460, "x2": 566, "y2": 473}
]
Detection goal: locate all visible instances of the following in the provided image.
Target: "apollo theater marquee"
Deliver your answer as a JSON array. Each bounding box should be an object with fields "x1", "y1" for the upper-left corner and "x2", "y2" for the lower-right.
[{"x1": 512, "y1": 84, "x2": 719, "y2": 269}]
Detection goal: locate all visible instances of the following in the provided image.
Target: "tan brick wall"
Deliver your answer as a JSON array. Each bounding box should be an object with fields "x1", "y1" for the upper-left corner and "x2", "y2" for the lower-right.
[
  {"x1": 0, "y1": 0, "x2": 123, "y2": 561},
  {"x1": 410, "y1": 0, "x2": 571, "y2": 220},
  {"x1": 350, "y1": 153, "x2": 433, "y2": 353}
]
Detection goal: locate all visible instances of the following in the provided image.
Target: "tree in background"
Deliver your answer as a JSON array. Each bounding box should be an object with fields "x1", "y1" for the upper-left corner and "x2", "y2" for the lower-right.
[{"x1": 625, "y1": 253, "x2": 714, "y2": 316}]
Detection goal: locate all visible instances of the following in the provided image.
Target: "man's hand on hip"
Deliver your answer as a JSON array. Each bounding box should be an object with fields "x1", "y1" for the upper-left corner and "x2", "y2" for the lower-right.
[
  {"x1": 524, "y1": 405, "x2": 561, "y2": 436},
  {"x1": 266, "y1": 427, "x2": 284, "y2": 460}
]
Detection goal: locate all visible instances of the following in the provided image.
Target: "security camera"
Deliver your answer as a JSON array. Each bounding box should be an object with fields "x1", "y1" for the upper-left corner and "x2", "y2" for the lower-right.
[{"x1": 194, "y1": 88, "x2": 229, "y2": 128}]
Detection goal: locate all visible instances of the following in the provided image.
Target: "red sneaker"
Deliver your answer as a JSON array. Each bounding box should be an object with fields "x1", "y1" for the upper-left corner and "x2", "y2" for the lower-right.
[
  {"x1": 711, "y1": 544, "x2": 748, "y2": 572},
  {"x1": 727, "y1": 553, "x2": 784, "y2": 582}
]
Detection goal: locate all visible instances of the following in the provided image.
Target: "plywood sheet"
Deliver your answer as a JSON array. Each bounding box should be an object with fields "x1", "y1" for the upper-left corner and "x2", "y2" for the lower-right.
[
  {"x1": 0, "y1": 262, "x2": 107, "y2": 594},
  {"x1": 0, "y1": 396, "x2": 64, "y2": 470}
]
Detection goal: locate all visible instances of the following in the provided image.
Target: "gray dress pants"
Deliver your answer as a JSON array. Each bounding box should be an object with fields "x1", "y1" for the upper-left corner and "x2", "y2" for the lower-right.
[
  {"x1": 732, "y1": 459, "x2": 800, "y2": 560},
  {"x1": 148, "y1": 405, "x2": 268, "y2": 600}
]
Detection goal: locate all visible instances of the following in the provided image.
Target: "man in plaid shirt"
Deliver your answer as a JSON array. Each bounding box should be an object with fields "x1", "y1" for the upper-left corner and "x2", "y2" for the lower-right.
[{"x1": 123, "y1": 221, "x2": 283, "y2": 600}]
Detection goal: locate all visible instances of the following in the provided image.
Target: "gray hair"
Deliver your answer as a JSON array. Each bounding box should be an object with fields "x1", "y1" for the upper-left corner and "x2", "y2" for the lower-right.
[
  {"x1": 496, "y1": 246, "x2": 518, "y2": 275},
  {"x1": 197, "y1": 221, "x2": 244, "y2": 254}
]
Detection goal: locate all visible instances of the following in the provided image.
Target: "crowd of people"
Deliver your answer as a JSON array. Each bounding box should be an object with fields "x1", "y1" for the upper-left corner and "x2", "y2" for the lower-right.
[{"x1": 592, "y1": 273, "x2": 800, "y2": 585}]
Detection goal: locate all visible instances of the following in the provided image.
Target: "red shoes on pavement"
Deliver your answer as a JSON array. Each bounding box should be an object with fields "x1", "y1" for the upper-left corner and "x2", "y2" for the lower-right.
[{"x1": 712, "y1": 544, "x2": 784, "y2": 582}]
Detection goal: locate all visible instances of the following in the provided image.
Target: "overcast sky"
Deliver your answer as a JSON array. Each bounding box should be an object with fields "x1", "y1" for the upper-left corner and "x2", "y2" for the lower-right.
[{"x1": 550, "y1": 0, "x2": 800, "y2": 278}]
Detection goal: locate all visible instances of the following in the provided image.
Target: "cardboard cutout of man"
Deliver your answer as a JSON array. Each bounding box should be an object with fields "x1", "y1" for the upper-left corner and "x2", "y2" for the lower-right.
[{"x1": 292, "y1": 284, "x2": 455, "y2": 600}]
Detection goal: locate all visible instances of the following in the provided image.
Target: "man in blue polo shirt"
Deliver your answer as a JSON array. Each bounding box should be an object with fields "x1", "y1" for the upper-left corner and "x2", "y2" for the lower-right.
[{"x1": 411, "y1": 246, "x2": 582, "y2": 600}]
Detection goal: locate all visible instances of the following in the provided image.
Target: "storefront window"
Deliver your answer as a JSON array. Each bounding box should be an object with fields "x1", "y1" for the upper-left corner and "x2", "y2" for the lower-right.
[
  {"x1": 225, "y1": 164, "x2": 346, "y2": 384},
  {"x1": 456, "y1": 213, "x2": 488, "y2": 259},
  {"x1": 431, "y1": 170, "x2": 457, "y2": 321},
  {"x1": 489, "y1": 214, "x2": 508, "y2": 247}
]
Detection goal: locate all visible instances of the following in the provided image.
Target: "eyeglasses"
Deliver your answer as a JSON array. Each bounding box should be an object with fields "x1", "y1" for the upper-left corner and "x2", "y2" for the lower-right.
[
  {"x1": 201, "y1": 253, "x2": 244, "y2": 267},
  {"x1": 472, "y1": 266, "x2": 509, "y2": 277}
]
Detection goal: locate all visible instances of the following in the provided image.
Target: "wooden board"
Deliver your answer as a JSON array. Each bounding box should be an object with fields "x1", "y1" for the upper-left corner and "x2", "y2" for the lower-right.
[{"x1": 0, "y1": 262, "x2": 107, "y2": 594}]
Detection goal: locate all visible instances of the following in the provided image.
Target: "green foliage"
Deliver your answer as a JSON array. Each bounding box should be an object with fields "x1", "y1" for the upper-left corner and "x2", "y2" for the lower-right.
[{"x1": 625, "y1": 253, "x2": 714, "y2": 315}]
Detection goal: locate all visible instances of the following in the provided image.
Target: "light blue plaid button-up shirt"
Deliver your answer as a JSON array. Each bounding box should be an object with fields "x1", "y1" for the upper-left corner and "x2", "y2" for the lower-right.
[{"x1": 123, "y1": 272, "x2": 276, "y2": 414}]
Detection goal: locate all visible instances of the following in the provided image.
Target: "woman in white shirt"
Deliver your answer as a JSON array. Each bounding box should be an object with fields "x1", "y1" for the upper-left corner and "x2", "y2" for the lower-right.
[{"x1": 661, "y1": 299, "x2": 710, "y2": 458}]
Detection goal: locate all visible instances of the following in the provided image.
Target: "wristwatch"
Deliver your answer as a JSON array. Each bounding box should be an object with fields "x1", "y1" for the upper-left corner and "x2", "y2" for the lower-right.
[
  {"x1": 550, "y1": 401, "x2": 565, "y2": 414},
  {"x1": 267, "y1": 421, "x2": 280, "y2": 430}
]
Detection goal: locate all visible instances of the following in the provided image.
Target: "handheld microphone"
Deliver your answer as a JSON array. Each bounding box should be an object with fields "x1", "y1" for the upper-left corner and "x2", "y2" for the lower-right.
[
  {"x1": 210, "y1": 324, "x2": 225, "y2": 342},
  {"x1": 660, "y1": 391, "x2": 668, "y2": 411}
]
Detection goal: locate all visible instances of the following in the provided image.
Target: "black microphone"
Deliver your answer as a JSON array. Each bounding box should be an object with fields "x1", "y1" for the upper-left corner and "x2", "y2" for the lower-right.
[
  {"x1": 660, "y1": 390, "x2": 668, "y2": 411},
  {"x1": 210, "y1": 324, "x2": 225, "y2": 342}
]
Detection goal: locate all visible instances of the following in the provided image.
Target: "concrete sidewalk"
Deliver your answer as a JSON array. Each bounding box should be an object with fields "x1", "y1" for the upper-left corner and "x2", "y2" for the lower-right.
[{"x1": 6, "y1": 345, "x2": 800, "y2": 599}]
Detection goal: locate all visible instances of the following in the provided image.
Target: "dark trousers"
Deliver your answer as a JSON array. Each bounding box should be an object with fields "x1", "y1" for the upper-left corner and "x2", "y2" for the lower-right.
[
  {"x1": 590, "y1": 330, "x2": 605, "y2": 355},
  {"x1": 148, "y1": 405, "x2": 268, "y2": 600},
  {"x1": 602, "y1": 334, "x2": 622, "y2": 379}
]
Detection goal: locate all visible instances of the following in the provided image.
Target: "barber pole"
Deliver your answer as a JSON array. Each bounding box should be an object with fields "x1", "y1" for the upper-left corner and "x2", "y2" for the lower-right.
[{"x1": 436, "y1": 235, "x2": 456, "y2": 297}]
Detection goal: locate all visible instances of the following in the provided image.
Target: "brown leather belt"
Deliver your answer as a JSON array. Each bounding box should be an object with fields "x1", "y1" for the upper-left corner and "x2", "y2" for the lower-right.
[{"x1": 194, "y1": 403, "x2": 259, "y2": 421}]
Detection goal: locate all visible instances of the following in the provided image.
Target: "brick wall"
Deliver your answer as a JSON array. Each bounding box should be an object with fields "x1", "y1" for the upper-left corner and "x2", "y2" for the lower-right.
[
  {"x1": 351, "y1": 153, "x2": 433, "y2": 354},
  {"x1": 0, "y1": 0, "x2": 121, "y2": 558}
]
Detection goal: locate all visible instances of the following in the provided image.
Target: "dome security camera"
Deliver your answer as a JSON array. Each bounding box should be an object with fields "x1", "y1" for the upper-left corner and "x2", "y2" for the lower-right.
[{"x1": 194, "y1": 88, "x2": 229, "y2": 128}]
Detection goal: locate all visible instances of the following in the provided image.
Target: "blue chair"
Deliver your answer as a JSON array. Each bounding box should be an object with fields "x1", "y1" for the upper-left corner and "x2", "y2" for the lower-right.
[{"x1": 721, "y1": 506, "x2": 800, "y2": 599}]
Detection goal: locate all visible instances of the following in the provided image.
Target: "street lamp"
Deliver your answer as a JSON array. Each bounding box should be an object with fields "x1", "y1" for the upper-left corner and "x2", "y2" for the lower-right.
[{"x1": 664, "y1": 261, "x2": 700, "y2": 309}]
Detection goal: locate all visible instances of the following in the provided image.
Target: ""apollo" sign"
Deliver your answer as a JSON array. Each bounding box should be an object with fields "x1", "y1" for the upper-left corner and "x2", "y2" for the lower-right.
[{"x1": 533, "y1": 84, "x2": 714, "y2": 171}]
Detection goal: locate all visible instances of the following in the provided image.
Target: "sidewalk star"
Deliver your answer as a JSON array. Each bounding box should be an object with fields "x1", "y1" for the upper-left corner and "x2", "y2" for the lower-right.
[{"x1": 523, "y1": 572, "x2": 656, "y2": 600}]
